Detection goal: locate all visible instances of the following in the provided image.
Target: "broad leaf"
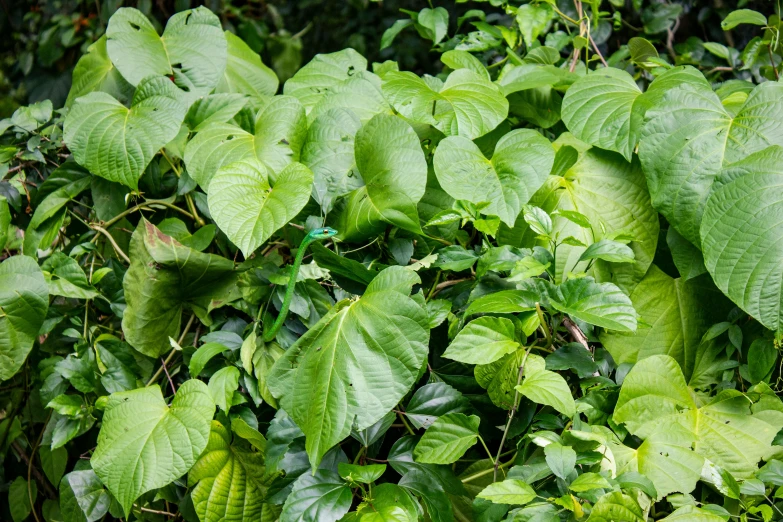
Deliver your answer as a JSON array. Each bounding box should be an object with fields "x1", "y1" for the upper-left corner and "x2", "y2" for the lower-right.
[
  {"x1": 91, "y1": 380, "x2": 215, "y2": 516},
  {"x1": 414, "y1": 413, "x2": 480, "y2": 464},
  {"x1": 184, "y1": 95, "x2": 307, "y2": 190},
  {"x1": 586, "y1": 492, "x2": 644, "y2": 522},
  {"x1": 42, "y1": 252, "x2": 99, "y2": 299},
  {"x1": 500, "y1": 148, "x2": 658, "y2": 292},
  {"x1": 561, "y1": 68, "x2": 642, "y2": 161},
  {"x1": 122, "y1": 220, "x2": 238, "y2": 357},
  {"x1": 66, "y1": 36, "x2": 133, "y2": 108},
  {"x1": 382, "y1": 69, "x2": 509, "y2": 140},
  {"x1": 280, "y1": 470, "x2": 352, "y2": 522},
  {"x1": 217, "y1": 31, "x2": 278, "y2": 101},
  {"x1": 433, "y1": 129, "x2": 554, "y2": 226},
  {"x1": 284, "y1": 49, "x2": 368, "y2": 113},
  {"x1": 301, "y1": 108, "x2": 363, "y2": 212},
  {"x1": 701, "y1": 146, "x2": 783, "y2": 330},
  {"x1": 338, "y1": 463, "x2": 386, "y2": 484},
  {"x1": 106, "y1": 7, "x2": 227, "y2": 93},
  {"x1": 610, "y1": 423, "x2": 703, "y2": 498},
  {"x1": 208, "y1": 366, "x2": 240, "y2": 412},
  {"x1": 442, "y1": 316, "x2": 520, "y2": 365},
  {"x1": 208, "y1": 160, "x2": 313, "y2": 256},
  {"x1": 544, "y1": 442, "x2": 576, "y2": 479},
  {"x1": 550, "y1": 277, "x2": 637, "y2": 332},
  {"x1": 614, "y1": 355, "x2": 781, "y2": 477},
  {"x1": 516, "y1": 364, "x2": 576, "y2": 417},
  {"x1": 639, "y1": 69, "x2": 783, "y2": 245},
  {"x1": 405, "y1": 382, "x2": 471, "y2": 429},
  {"x1": 185, "y1": 93, "x2": 248, "y2": 132},
  {"x1": 600, "y1": 265, "x2": 732, "y2": 378},
  {"x1": 189, "y1": 421, "x2": 273, "y2": 522},
  {"x1": 64, "y1": 75, "x2": 187, "y2": 189},
  {"x1": 268, "y1": 267, "x2": 430, "y2": 468},
  {"x1": 0, "y1": 256, "x2": 48, "y2": 381}
]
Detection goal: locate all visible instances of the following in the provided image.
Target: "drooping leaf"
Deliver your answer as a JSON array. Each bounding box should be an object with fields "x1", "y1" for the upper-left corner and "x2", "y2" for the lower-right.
[
  {"x1": 544, "y1": 442, "x2": 576, "y2": 480},
  {"x1": 268, "y1": 267, "x2": 430, "y2": 468},
  {"x1": 91, "y1": 380, "x2": 215, "y2": 516},
  {"x1": 578, "y1": 239, "x2": 635, "y2": 264},
  {"x1": 701, "y1": 146, "x2": 783, "y2": 331},
  {"x1": 106, "y1": 7, "x2": 227, "y2": 93},
  {"x1": 666, "y1": 227, "x2": 707, "y2": 281},
  {"x1": 600, "y1": 265, "x2": 732, "y2": 378},
  {"x1": 64, "y1": 75, "x2": 187, "y2": 189},
  {"x1": 383, "y1": 69, "x2": 509, "y2": 140},
  {"x1": 188, "y1": 421, "x2": 273, "y2": 522},
  {"x1": 414, "y1": 413, "x2": 480, "y2": 464},
  {"x1": 208, "y1": 160, "x2": 314, "y2": 256},
  {"x1": 185, "y1": 93, "x2": 248, "y2": 132},
  {"x1": 122, "y1": 220, "x2": 238, "y2": 357},
  {"x1": 639, "y1": 69, "x2": 783, "y2": 245},
  {"x1": 443, "y1": 316, "x2": 520, "y2": 365},
  {"x1": 721, "y1": 9, "x2": 768, "y2": 30},
  {"x1": 0, "y1": 256, "x2": 49, "y2": 381},
  {"x1": 433, "y1": 129, "x2": 554, "y2": 226}
]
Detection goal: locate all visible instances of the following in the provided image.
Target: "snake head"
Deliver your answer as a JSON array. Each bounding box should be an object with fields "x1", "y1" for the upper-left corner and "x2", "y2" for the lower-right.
[{"x1": 309, "y1": 227, "x2": 338, "y2": 240}]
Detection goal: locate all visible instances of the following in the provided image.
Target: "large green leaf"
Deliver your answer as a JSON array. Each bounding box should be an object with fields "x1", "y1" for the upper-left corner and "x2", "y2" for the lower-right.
[
  {"x1": 382, "y1": 69, "x2": 509, "y2": 139},
  {"x1": 283, "y1": 49, "x2": 368, "y2": 113},
  {"x1": 414, "y1": 413, "x2": 480, "y2": 464},
  {"x1": 183, "y1": 95, "x2": 307, "y2": 190},
  {"x1": 189, "y1": 421, "x2": 273, "y2": 522},
  {"x1": 216, "y1": 32, "x2": 278, "y2": 102},
  {"x1": 586, "y1": 492, "x2": 644, "y2": 522},
  {"x1": 91, "y1": 380, "x2": 215, "y2": 516},
  {"x1": 64, "y1": 75, "x2": 187, "y2": 189},
  {"x1": 701, "y1": 146, "x2": 783, "y2": 331},
  {"x1": 268, "y1": 267, "x2": 430, "y2": 468},
  {"x1": 338, "y1": 114, "x2": 428, "y2": 235},
  {"x1": 499, "y1": 148, "x2": 659, "y2": 292},
  {"x1": 280, "y1": 470, "x2": 353, "y2": 522},
  {"x1": 59, "y1": 469, "x2": 114, "y2": 522},
  {"x1": 561, "y1": 68, "x2": 642, "y2": 161},
  {"x1": 614, "y1": 355, "x2": 781, "y2": 477},
  {"x1": 639, "y1": 69, "x2": 783, "y2": 245},
  {"x1": 65, "y1": 35, "x2": 133, "y2": 108},
  {"x1": 433, "y1": 129, "x2": 555, "y2": 226},
  {"x1": 550, "y1": 276, "x2": 637, "y2": 332},
  {"x1": 122, "y1": 220, "x2": 238, "y2": 357},
  {"x1": 208, "y1": 160, "x2": 314, "y2": 256},
  {"x1": 600, "y1": 265, "x2": 732, "y2": 378},
  {"x1": 106, "y1": 7, "x2": 226, "y2": 94},
  {"x1": 301, "y1": 108, "x2": 363, "y2": 212},
  {"x1": 610, "y1": 423, "x2": 704, "y2": 498},
  {"x1": 442, "y1": 316, "x2": 520, "y2": 365},
  {"x1": 0, "y1": 256, "x2": 49, "y2": 381}
]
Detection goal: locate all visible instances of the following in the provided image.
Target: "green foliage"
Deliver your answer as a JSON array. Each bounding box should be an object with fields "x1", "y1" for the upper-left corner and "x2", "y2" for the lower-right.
[{"x1": 3, "y1": 1, "x2": 783, "y2": 521}]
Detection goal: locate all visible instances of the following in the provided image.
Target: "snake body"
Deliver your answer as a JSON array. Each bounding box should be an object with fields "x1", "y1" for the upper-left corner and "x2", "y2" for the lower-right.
[{"x1": 262, "y1": 227, "x2": 338, "y2": 342}]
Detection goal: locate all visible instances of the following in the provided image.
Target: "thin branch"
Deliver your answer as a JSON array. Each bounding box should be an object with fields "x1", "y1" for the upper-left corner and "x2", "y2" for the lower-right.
[
  {"x1": 563, "y1": 317, "x2": 589, "y2": 350},
  {"x1": 91, "y1": 225, "x2": 131, "y2": 264},
  {"x1": 494, "y1": 346, "x2": 533, "y2": 481},
  {"x1": 160, "y1": 357, "x2": 177, "y2": 395},
  {"x1": 11, "y1": 442, "x2": 57, "y2": 499},
  {"x1": 430, "y1": 277, "x2": 471, "y2": 298},
  {"x1": 589, "y1": 33, "x2": 608, "y2": 67},
  {"x1": 147, "y1": 314, "x2": 196, "y2": 387}
]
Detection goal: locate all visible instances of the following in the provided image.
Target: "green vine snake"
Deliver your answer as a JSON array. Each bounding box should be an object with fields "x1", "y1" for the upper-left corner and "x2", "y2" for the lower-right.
[{"x1": 261, "y1": 226, "x2": 338, "y2": 342}]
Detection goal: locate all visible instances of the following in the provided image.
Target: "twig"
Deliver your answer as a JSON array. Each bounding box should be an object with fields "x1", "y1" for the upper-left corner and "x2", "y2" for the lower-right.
[
  {"x1": 430, "y1": 277, "x2": 470, "y2": 298},
  {"x1": 160, "y1": 357, "x2": 177, "y2": 395},
  {"x1": 147, "y1": 315, "x2": 196, "y2": 387},
  {"x1": 769, "y1": 44, "x2": 780, "y2": 80},
  {"x1": 91, "y1": 225, "x2": 131, "y2": 264},
  {"x1": 100, "y1": 199, "x2": 195, "y2": 229},
  {"x1": 11, "y1": 441, "x2": 57, "y2": 499},
  {"x1": 135, "y1": 505, "x2": 177, "y2": 517},
  {"x1": 589, "y1": 34, "x2": 608, "y2": 67},
  {"x1": 563, "y1": 317, "x2": 589, "y2": 350},
  {"x1": 666, "y1": 18, "x2": 680, "y2": 61},
  {"x1": 494, "y1": 346, "x2": 532, "y2": 481}
]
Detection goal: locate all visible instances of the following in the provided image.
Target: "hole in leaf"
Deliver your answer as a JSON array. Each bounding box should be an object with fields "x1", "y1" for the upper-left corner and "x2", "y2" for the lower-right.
[{"x1": 130, "y1": 22, "x2": 141, "y2": 31}]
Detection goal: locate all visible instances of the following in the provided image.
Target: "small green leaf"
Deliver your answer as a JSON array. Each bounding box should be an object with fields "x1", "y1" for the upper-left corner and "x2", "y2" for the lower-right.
[
  {"x1": 217, "y1": 31, "x2": 278, "y2": 101},
  {"x1": 208, "y1": 366, "x2": 240, "y2": 412},
  {"x1": 721, "y1": 9, "x2": 767, "y2": 30},
  {"x1": 569, "y1": 472, "x2": 612, "y2": 492},
  {"x1": 59, "y1": 469, "x2": 113, "y2": 522},
  {"x1": 9, "y1": 477, "x2": 36, "y2": 522},
  {"x1": 338, "y1": 463, "x2": 386, "y2": 484},
  {"x1": 544, "y1": 443, "x2": 576, "y2": 480},
  {"x1": 280, "y1": 470, "x2": 353, "y2": 522},
  {"x1": 66, "y1": 35, "x2": 133, "y2": 108},
  {"x1": 550, "y1": 277, "x2": 637, "y2": 332},
  {"x1": 578, "y1": 239, "x2": 635, "y2": 264},
  {"x1": 442, "y1": 316, "x2": 520, "y2": 365},
  {"x1": 405, "y1": 382, "x2": 471, "y2": 430},
  {"x1": 516, "y1": 368, "x2": 576, "y2": 417},
  {"x1": 748, "y1": 339, "x2": 777, "y2": 384},
  {"x1": 476, "y1": 479, "x2": 536, "y2": 505},
  {"x1": 414, "y1": 413, "x2": 480, "y2": 464},
  {"x1": 418, "y1": 7, "x2": 449, "y2": 44},
  {"x1": 586, "y1": 491, "x2": 644, "y2": 522}
]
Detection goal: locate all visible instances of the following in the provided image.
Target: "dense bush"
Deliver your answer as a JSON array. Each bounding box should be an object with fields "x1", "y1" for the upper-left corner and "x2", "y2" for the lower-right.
[{"x1": 2, "y1": 1, "x2": 783, "y2": 521}]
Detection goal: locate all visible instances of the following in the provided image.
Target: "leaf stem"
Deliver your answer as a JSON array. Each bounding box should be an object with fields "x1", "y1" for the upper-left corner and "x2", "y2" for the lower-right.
[
  {"x1": 478, "y1": 434, "x2": 494, "y2": 465},
  {"x1": 494, "y1": 345, "x2": 533, "y2": 482},
  {"x1": 147, "y1": 314, "x2": 196, "y2": 387},
  {"x1": 91, "y1": 225, "x2": 131, "y2": 264},
  {"x1": 398, "y1": 411, "x2": 415, "y2": 436},
  {"x1": 462, "y1": 457, "x2": 516, "y2": 484},
  {"x1": 100, "y1": 199, "x2": 195, "y2": 230}
]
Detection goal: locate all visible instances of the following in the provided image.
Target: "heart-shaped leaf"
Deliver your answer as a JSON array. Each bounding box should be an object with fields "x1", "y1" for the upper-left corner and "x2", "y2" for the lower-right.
[{"x1": 64, "y1": 75, "x2": 186, "y2": 189}]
